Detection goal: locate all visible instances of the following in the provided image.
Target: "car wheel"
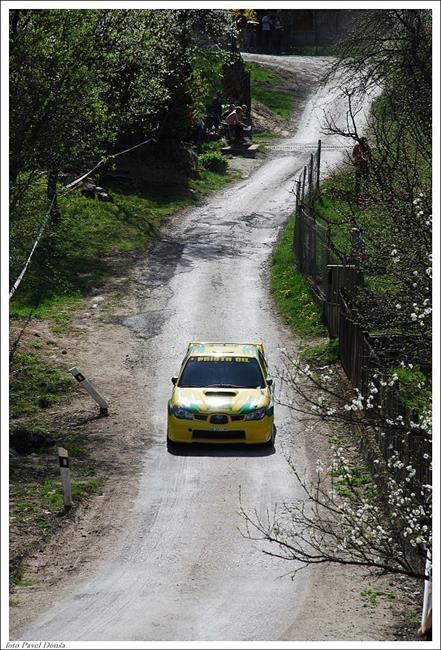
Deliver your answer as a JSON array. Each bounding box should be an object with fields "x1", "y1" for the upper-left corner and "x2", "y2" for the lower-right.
[{"x1": 166, "y1": 436, "x2": 180, "y2": 453}]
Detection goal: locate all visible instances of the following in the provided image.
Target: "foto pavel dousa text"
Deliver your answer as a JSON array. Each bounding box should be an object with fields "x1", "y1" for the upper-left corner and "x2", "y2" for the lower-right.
[{"x1": 6, "y1": 641, "x2": 66, "y2": 650}]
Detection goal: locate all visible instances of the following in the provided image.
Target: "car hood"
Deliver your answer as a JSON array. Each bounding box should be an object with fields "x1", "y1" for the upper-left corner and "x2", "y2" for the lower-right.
[{"x1": 171, "y1": 386, "x2": 270, "y2": 414}]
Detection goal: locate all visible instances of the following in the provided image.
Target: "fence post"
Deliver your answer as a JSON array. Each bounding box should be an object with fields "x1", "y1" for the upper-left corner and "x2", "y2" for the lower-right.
[
  {"x1": 308, "y1": 153, "x2": 314, "y2": 219},
  {"x1": 316, "y1": 139, "x2": 322, "y2": 191},
  {"x1": 58, "y1": 447, "x2": 72, "y2": 510},
  {"x1": 293, "y1": 180, "x2": 301, "y2": 255},
  {"x1": 301, "y1": 166, "x2": 307, "y2": 201}
]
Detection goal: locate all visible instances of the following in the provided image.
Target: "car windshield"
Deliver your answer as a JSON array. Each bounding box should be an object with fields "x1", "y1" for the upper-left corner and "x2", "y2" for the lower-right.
[{"x1": 178, "y1": 356, "x2": 265, "y2": 388}]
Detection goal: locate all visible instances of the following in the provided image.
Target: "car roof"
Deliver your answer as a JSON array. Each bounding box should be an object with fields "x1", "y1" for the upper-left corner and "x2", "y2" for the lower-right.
[{"x1": 186, "y1": 342, "x2": 264, "y2": 358}]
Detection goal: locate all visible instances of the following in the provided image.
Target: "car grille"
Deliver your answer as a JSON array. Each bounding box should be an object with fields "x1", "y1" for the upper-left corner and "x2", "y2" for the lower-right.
[
  {"x1": 191, "y1": 413, "x2": 245, "y2": 422},
  {"x1": 210, "y1": 414, "x2": 228, "y2": 424},
  {"x1": 192, "y1": 430, "x2": 246, "y2": 440}
]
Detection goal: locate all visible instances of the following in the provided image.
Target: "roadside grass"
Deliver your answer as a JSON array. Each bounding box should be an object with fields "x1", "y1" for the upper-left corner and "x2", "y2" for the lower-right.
[
  {"x1": 246, "y1": 61, "x2": 295, "y2": 120},
  {"x1": 251, "y1": 131, "x2": 280, "y2": 143},
  {"x1": 10, "y1": 353, "x2": 73, "y2": 419},
  {"x1": 389, "y1": 365, "x2": 431, "y2": 413},
  {"x1": 271, "y1": 217, "x2": 326, "y2": 337},
  {"x1": 361, "y1": 587, "x2": 396, "y2": 608},
  {"x1": 300, "y1": 338, "x2": 339, "y2": 364},
  {"x1": 10, "y1": 475, "x2": 101, "y2": 588}
]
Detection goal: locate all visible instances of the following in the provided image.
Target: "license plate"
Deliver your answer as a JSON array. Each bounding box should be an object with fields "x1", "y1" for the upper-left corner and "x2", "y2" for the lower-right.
[{"x1": 211, "y1": 427, "x2": 227, "y2": 432}]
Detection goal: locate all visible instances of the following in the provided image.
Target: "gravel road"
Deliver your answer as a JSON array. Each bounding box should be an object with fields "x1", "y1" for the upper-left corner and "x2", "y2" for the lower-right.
[{"x1": 17, "y1": 56, "x2": 376, "y2": 642}]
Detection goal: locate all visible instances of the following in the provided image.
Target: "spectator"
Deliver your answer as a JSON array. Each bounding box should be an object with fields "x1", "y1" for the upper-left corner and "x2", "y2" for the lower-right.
[
  {"x1": 349, "y1": 227, "x2": 368, "y2": 266},
  {"x1": 226, "y1": 106, "x2": 246, "y2": 142},
  {"x1": 417, "y1": 607, "x2": 432, "y2": 641},
  {"x1": 352, "y1": 136, "x2": 371, "y2": 200},
  {"x1": 261, "y1": 13, "x2": 272, "y2": 52},
  {"x1": 222, "y1": 103, "x2": 235, "y2": 121},
  {"x1": 273, "y1": 14, "x2": 284, "y2": 52}
]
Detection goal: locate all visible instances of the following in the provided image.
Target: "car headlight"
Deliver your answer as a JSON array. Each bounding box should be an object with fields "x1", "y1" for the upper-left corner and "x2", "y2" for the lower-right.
[
  {"x1": 172, "y1": 405, "x2": 194, "y2": 420},
  {"x1": 244, "y1": 407, "x2": 266, "y2": 421}
]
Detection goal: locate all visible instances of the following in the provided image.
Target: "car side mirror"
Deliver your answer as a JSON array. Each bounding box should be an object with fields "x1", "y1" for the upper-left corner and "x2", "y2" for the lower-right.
[
  {"x1": 171, "y1": 376, "x2": 178, "y2": 385},
  {"x1": 266, "y1": 378, "x2": 273, "y2": 387}
]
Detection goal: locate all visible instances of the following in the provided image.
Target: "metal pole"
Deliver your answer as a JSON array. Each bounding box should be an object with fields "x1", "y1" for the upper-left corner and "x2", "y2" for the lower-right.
[
  {"x1": 316, "y1": 139, "x2": 322, "y2": 191},
  {"x1": 58, "y1": 447, "x2": 72, "y2": 510},
  {"x1": 301, "y1": 166, "x2": 307, "y2": 201},
  {"x1": 68, "y1": 366, "x2": 109, "y2": 416},
  {"x1": 309, "y1": 153, "x2": 314, "y2": 218}
]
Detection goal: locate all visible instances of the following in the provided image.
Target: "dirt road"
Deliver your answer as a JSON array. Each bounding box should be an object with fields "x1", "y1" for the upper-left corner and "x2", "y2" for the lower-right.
[{"x1": 13, "y1": 57, "x2": 387, "y2": 642}]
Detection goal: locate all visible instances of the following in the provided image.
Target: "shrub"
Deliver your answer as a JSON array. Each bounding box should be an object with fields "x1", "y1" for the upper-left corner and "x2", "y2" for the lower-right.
[{"x1": 198, "y1": 151, "x2": 228, "y2": 174}]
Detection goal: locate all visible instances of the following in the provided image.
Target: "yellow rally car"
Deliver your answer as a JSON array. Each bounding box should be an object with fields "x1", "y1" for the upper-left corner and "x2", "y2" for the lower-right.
[{"x1": 167, "y1": 342, "x2": 274, "y2": 447}]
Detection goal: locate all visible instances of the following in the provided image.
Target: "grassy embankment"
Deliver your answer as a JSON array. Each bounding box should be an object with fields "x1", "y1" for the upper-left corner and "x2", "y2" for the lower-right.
[
  {"x1": 246, "y1": 60, "x2": 295, "y2": 120},
  {"x1": 10, "y1": 165, "x2": 240, "y2": 395}
]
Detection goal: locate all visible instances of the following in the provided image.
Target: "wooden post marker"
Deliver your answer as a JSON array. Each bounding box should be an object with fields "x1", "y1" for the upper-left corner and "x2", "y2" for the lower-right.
[
  {"x1": 68, "y1": 366, "x2": 108, "y2": 416},
  {"x1": 58, "y1": 447, "x2": 72, "y2": 510}
]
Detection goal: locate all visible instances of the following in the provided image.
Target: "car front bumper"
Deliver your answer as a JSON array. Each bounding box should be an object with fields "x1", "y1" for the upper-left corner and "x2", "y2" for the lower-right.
[{"x1": 167, "y1": 414, "x2": 274, "y2": 445}]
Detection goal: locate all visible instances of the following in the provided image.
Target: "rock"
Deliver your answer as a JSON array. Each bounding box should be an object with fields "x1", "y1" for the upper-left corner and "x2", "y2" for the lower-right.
[
  {"x1": 97, "y1": 192, "x2": 110, "y2": 202},
  {"x1": 61, "y1": 350, "x2": 67, "y2": 355},
  {"x1": 92, "y1": 296, "x2": 105, "y2": 304}
]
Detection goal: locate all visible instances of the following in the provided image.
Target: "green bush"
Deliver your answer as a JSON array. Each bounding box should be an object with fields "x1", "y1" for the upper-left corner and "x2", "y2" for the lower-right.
[{"x1": 198, "y1": 151, "x2": 228, "y2": 174}]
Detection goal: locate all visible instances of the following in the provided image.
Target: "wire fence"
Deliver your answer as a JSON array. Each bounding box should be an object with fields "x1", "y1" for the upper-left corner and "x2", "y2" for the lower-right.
[
  {"x1": 291, "y1": 139, "x2": 431, "y2": 492},
  {"x1": 292, "y1": 139, "x2": 332, "y2": 294}
]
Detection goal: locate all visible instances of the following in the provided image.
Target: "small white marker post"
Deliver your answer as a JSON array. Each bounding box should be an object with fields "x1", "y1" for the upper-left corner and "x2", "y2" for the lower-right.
[
  {"x1": 58, "y1": 447, "x2": 72, "y2": 510},
  {"x1": 68, "y1": 366, "x2": 108, "y2": 416}
]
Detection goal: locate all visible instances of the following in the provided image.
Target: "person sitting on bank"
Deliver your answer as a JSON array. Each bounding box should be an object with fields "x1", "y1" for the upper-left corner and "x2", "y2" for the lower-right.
[
  {"x1": 222, "y1": 103, "x2": 235, "y2": 121},
  {"x1": 226, "y1": 106, "x2": 247, "y2": 142}
]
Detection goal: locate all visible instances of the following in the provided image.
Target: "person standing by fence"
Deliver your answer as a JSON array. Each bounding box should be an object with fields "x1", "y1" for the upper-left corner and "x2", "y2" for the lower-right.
[
  {"x1": 349, "y1": 227, "x2": 368, "y2": 268},
  {"x1": 352, "y1": 137, "x2": 371, "y2": 201},
  {"x1": 261, "y1": 13, "x2": 272, "y2": 52}
]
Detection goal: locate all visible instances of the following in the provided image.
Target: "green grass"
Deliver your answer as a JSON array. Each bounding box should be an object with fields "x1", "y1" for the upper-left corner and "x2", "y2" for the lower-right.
[
  {"x1": 246, "y1": 61, "x2": 295, "y2": 120},
  {"x1": 301, "y1": 339, "x2": 339, "y2": 363},
  {"x1": 10, "y1": 353, "x2": 72, "y2": 418},
  {"x1": 10, "y1": 575, "x2": 33, "y2": 588},
  {"x1": 251, "y1": 132, "x2": 280, "y2": 143},
  {"x1": 251, "y1": 87, "x2": 294, "y2": 119},
  {"x1": 10, "y1": 168, "x2": 239, "y2": 324},
  {"x1": 11, "y1": 478, "x2": 101, "y2": 523},
  {"x1": 330, "y1": 465, "x2": 372, "y2": 498},
  {"x1": 390, "y1": 366, "x2": 431, "y2": 413},
  {"x1": 361, "y1": 587, "x2": 396, "y2": 608},
  {"x1": 245, "y1": 61, "x2": 281, "y2": 84},
  {"x1": 271, "y1": 218, "x2": 326, "y2": 337},
  {"x1": 40, "y1": 478, "x2": 101, "y2": 508}
]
